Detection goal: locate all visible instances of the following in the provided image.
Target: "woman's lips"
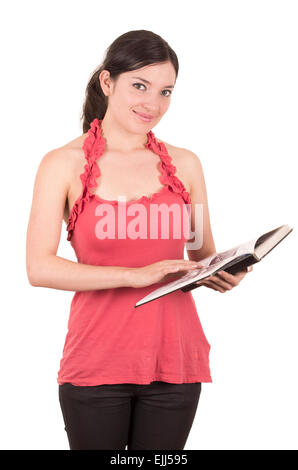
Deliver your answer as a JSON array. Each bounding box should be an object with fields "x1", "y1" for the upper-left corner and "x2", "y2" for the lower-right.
[{"x1": 133, "y1": 110, "x2": 153, "y2": 122}]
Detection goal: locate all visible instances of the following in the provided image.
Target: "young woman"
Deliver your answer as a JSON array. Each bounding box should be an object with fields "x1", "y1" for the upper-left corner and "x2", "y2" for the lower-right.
[{"x1": 26, "y1": 30, "x2": 252, "y2": 450}]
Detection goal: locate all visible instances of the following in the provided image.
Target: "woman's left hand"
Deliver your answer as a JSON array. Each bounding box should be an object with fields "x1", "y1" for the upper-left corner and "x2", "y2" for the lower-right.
[{"x1": 195, "y1": 265, "x2": 253, "y2": 293}]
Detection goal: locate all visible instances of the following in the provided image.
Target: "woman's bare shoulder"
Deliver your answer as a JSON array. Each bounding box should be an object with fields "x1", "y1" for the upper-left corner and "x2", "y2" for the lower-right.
[
  {"x1": 157, "y1": 138, "x2": 200, "y2": 162},
  {"x1": 156, "y1": 138, "x2": 200, "y2": 192},
  {"x1": 42, "y1": 133, "x2": 87, "y2": 174}
]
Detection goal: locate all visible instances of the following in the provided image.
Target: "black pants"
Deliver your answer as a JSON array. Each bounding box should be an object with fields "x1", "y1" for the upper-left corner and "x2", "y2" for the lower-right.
[{"x1": 58, "y1": 381, "x2": 202, "y2": 450}]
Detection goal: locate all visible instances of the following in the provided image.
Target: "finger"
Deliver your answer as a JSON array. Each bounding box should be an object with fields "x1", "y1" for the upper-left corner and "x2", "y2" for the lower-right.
[
  {"x1": 216, "y1": 270, "x2": 247, "y2": 283},
  {"x1": 217, "y1": 270, "x2": 246, "y2": 283},
  {"x1": 200, "y1": 280, "x2": 226, "y2": 293},
  {"x1": 170, "y1": 264, "x2": 199, "y2": 273},
  {"x1": 233, "y1": 270, "x2": 248, "y2": 280},
  {"x1": 197, "y1": 279, "x2": 224, "y2": 292},
  {"x1": 179, "y1": 262, "x2": 203, "y2": 270},
  {"x1": 216, "y1": 270, "x2": 238, "y2": 283},
  {"x1": 171, "y1": 260, "x2": 203, "y2": 266},
  {"x1": 169, "y1": 260, "x2": 200, "y2": 271},
  {"x1": 208, "y1": 275, "x2": 234, "y2": 290}
]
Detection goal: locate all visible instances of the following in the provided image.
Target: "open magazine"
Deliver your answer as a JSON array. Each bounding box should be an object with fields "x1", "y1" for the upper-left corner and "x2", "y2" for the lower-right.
[{"x1": 134, "y1": 224, "x2": 293, "y2": 308}]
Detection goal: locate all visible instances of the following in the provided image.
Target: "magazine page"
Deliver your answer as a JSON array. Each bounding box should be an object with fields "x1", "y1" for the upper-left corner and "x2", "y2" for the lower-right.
[
  {"x1": 136, "y1": 239, "x2": 259, "y2": 306},
  {"x1": 139, "y1": 253, "x2": 241, "y2": 302},
  {"x1": 143, "y1": 239, "x2": 258, "y2": 299},
  {"x1": 135, "y1": 250, "x2": 253, "y2": 307},
  {"x1": 168, "y1": 253, "x2": 241, "y2": 288},
  {"x1": 135, "y1": 225, "x2": 293, "y2": 307},
  {"x1": 199, "y1": 237, "x2": 257, "y2": 268}
]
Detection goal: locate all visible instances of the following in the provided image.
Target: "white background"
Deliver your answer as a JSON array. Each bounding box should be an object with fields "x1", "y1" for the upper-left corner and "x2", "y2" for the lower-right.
[{"x1": 0, "y1": 0, "x2": 297, "y2": 450}]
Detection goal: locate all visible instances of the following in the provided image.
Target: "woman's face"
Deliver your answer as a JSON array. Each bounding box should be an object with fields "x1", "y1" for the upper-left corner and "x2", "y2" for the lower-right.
[{"x1": 100, "y1": 61, "x2": 176, "y2": 133}]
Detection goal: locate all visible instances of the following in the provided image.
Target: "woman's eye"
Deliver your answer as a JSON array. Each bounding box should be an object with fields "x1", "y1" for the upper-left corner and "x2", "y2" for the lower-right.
[
  {"x1": 132, "y1": 83, "x2": 172, "y2": 97},
  {"x1": 133, "y1": 83, "x2": 146, "y2": 91}
]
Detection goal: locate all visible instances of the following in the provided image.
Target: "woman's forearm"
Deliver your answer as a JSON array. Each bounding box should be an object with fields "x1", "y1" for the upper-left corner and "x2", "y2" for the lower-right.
[{"x1": 28, "y1": 255, "x2": 133, "y2": 291}]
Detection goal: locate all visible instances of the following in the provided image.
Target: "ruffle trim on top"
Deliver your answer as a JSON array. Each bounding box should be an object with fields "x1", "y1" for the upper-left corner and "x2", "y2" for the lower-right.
[
  {"x1": 66, "y1": 117, "x2": 192, "y2": 241},
  {"x1": 66, "y1": 118, "x2": 105, "y2": 241},
  {"x1": 145, "y1": 131, "x2": 192, "y2": 207}
]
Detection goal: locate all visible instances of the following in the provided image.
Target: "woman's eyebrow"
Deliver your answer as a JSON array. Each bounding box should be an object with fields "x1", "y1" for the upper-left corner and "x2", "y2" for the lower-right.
[{"x1": 131, "y1": 76, "x2": 175, "y2": 88}]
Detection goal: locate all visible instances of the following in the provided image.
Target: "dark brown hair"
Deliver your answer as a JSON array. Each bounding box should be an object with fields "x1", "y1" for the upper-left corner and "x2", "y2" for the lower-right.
[{"x1": 80, "y1": 30, "x2": 179, "y2": 133}]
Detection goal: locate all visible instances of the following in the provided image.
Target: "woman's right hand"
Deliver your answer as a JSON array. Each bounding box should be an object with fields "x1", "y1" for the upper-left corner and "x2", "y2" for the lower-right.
[{"x1": 126, "y1": 259, "x2": 204, "y2": 288}]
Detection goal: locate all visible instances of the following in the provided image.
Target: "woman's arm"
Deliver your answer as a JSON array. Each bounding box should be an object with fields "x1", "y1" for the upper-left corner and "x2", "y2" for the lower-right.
[
  {"x1": 26, "y1": 148, "x2": 131, "y2": 291},
  {"x1": 183, "y1": 150, "x2": 217, "y2": 262},
  {"x1": 184, "y1": 149, "x2": 253, "y2": 292}
]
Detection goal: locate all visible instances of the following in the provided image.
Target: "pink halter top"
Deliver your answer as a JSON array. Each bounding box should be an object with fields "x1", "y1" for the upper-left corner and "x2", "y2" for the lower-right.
[{"x1": 57, "y1": 117, "x2": 212, "y2": 386}]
